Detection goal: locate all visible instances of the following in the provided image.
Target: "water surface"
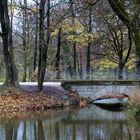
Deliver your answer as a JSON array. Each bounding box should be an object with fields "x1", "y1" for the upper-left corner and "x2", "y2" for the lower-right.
[{"x1": 0, "y1": 105, "x2": 139, "y2": 140}]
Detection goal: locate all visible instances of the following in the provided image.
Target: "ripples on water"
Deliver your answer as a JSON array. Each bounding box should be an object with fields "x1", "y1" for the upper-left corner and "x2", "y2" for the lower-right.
[{"x1": 0, "y1": 105, "x2": 139, "y2": 140}]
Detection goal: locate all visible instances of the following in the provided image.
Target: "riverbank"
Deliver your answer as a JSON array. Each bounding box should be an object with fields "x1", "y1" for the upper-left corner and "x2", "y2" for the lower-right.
[{"x1": 0, "y1": 83, "x2": 89, "y2": 115}]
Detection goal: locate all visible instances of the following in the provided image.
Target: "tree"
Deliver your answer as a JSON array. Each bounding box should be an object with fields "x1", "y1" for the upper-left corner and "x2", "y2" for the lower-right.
[
  {"x1": 103, "y1": 24, "x2": 132, "y2": 79},
  {"x1": 108, "y1": 0, "x2": 140, "y2": 78},
  {"x1": 94, "y1": 7, "x2": 133, "y2": 79},
  {"x1": 22, "y1": 0, "x2": 29, "y2": 82},
  {"x1": 55, "y1": 27, "x2": 62, "y2": 79},
  {"x1": 33, "y1": 0, "x2": 39, "y2": 73},
  {"x1": 13, "y1": 1, "x2": 40, "y2": 82},
  {"x1": 86, "y1": 5, "x2": 92, "y2": 78},
  {"x1": 75, "y1": 0, "x2": 99, "y2": 78},
  {"x1": 38, "y1": 0, "x2": 50, "y2": 90},
  {"x1": 38, "y1": 0, "x2": 46, "y2": 90},
  {"x1": 0, "y1": 0, "x2": 18, "y2": 86},
  {"x1": 69, "y1": 0, "x2": 77, "y2": 75}
]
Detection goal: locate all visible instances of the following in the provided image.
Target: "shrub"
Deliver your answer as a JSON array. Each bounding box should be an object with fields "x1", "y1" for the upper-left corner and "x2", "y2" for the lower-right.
[{"x1": 127, "y1": 90, "x2": 140, "y2": 117}]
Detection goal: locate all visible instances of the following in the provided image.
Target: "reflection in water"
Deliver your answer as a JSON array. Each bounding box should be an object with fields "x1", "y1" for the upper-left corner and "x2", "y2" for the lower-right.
[
  {"x1": 0, "y1": 105, "x2": 139, "y2": 140},
  {"x1": 17, "y1": 122, "x2": 24, "y2": 140}
]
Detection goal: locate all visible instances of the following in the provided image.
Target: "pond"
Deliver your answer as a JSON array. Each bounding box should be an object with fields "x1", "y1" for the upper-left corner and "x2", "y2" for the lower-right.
[{"x1": 0, "y1": 105, "x2": 139, "y2": 140}]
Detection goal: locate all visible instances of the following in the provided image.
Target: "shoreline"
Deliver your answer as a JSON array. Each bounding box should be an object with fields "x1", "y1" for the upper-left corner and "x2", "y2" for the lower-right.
[{"x1": 0, "y1": 84, "x2": 89, "y2": 120}]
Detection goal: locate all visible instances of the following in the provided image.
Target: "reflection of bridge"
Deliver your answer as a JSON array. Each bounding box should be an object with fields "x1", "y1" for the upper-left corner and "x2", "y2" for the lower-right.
[{"x1": 64, "y1": 105, "x2": 127, "y2": 121}]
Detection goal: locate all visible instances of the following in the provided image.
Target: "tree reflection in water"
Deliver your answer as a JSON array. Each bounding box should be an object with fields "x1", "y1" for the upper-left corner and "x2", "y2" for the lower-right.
[{"x1": 0, "y1": 105, "x2": 140, "y2": 140}]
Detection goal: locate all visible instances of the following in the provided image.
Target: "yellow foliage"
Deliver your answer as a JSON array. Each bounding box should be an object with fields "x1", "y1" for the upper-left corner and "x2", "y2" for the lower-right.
[
  {"x1": 51, "y1": 29, "x2": 59, "y2": 37},
  {"x1": 91, "y1": 57, "x2": 117, "y2": 69},
  {"x1": 51, "y1": 19, "x2": 97, "y2": 46},
  {"x1": 66, "y1": 32, "x2": 96, "y2": 46},
  {"x1": 31, "y1": 8, "x2": 39, "y2": 14},
  {"x1": 99, "y1": 59, "x2": 117, "y2": 69},
  {"x1": 126, "y1": 58, "x2": 135, "y2": 70},
  {"x1": 61, "y1": 20, "x2": 84, "y2": 33},
  {"x1": 8, "y1": 4, "x2": 17, "y2": 13}
]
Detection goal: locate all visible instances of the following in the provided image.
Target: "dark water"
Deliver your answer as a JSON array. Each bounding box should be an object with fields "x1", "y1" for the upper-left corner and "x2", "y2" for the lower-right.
[{"x1": 0, "y1": 105, "x2": 139, "y2": 140}]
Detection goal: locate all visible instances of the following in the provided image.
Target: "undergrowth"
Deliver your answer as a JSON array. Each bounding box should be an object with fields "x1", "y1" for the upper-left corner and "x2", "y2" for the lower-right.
[{"x1": 127, "y1": 90, "x2": 140, "y2": 117}]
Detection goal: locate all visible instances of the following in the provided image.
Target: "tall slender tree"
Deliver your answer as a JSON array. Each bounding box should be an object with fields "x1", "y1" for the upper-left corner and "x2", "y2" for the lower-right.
[
  {"x1": 38, "y1": 0, "x2": 50, "y2": 90},
  {"x1": 22, "y1": 0, "x2": 29, "y2": 82},
  {"x1": 55, "y1": 27, "x2": 62, "y2": 79},
  {"x1": 0, "y1": 0, "x2": 18, "y2": 86},
  {"x1": 38, "y1": 0, "x2": 45, "y2": 90},
  {"x1": 33, "y1": 0, "x2": 39, "y2": 73},
  {"x1": 70, "y1": 0, "x2": 77, "y2": 75},
  {"x1": 86, "y1": 6, "x2": 92, "y2": 78}
]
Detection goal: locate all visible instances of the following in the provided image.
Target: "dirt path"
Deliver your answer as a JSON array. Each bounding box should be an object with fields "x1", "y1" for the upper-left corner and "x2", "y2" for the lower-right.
[{"x1": 19, "y1": 82, "x2": 72, "y2": 100}]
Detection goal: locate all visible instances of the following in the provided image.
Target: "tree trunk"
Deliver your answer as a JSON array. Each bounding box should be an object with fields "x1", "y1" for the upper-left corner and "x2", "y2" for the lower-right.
[
  {"x1": 118, "y1": 68, "x2": 123, "y2": 80},
  {"x1": 73, "y1": 43, "x2": 77, "y2": 77},
  {"x1": 0, "y1": 0, "x2": 18, "y2": 86},
  {"x1": 38, "y1": 0, "x2": 50, "y2": 90},
  {"x1": 22, "y1": 18, "x2": 27, "y2": 82},
  {"x1": 22, "y1": 0, "x2": 29, "y2": 82},
  {"x1": 33, "y1": 1, "x2": 39, "y2": 72},
  {"x1": 55, "y1": 27, "x2": 62, "y2": 79},
  {"x1": 22, "y1": 58, "x2": 27, "y2": 82},
  {"x1": 132, "y1": 27, "x2": 140, "y2": 79},
  {"x1": 86, "y1": 7, "x2": 92, "y2": 79},
  {"x1": 9, "y1": 0, "x2": 18, "y2": 83},
  {"x1": 70, "y1": 0, "x2": 77, "y2": 77},
  {"x1": 79, "y1": 52, "x2": 83, "y2": 79},
  {"x1": 118, "y1": 62, "x2": 124, "y2": 80},
  {"x1": 38, "y1": 0, "x2": 45, "y2": 90},
  {"x1": 87, "y1": 43, "x2": 91, "y2": 78}
]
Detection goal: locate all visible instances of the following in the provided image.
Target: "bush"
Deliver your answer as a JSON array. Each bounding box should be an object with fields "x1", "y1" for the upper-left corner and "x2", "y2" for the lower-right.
[{"x1": 127, "y1": 90, "x2": 140, "y2": 117}]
